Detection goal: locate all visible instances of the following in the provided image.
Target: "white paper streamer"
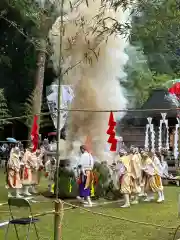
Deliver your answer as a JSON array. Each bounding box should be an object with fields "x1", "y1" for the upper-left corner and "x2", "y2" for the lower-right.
[
  {"x1": 145, "y1": 117, "x2": 155, "y2": 151},
  {"x1": 174, "y1": 118, "x2": 180, "y2": 159},
  {"x1": 158, "y1": 113, "x2": 169, "y2": 151}
]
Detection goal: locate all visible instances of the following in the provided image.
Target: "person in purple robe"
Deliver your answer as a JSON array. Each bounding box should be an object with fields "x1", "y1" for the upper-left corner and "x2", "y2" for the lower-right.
[{"x1": 76, "y1": 145, "x2": 94, "y2": 207}]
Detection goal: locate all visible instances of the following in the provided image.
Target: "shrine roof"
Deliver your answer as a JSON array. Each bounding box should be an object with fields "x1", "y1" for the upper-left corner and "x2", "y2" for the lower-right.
[{"x1": 121, "y1": 88, "x2": 177, "y2": 125}]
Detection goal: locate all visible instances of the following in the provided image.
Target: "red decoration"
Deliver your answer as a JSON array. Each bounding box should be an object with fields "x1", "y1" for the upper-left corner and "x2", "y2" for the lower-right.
[
  {"x1": 24, "y1": 167, "x2": 28, "y2": 179},
  {"x1": 108, "y1": 133, "x2": 115, "y2": 143},
  {"x1": 108, "y1": 111, "x2": 116, "y2": 127},
  {"x1": 106, "y1": 111, "x2": 117, "y2": 152},
  {"x1": 168, "y1": 82, "x2": 180, "y2": 99},
  {"x1": 31, "y1": 115, "x2": 39, "y2": 152},
  {"x1": 110, "y1": 139, "x2": 117, "y2": 151},
  {"x1": 106, "y1": 125, "x2": 115, "y2": 135}
]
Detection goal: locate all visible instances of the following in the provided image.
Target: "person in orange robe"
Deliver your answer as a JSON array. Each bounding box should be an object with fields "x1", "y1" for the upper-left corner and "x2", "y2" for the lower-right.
[
  {"x1": 7, "y1": 145, "x2": 23, "y2": 198},
  {"x1": 21, "y1": 146, "x2": 33, "y2": 196}
]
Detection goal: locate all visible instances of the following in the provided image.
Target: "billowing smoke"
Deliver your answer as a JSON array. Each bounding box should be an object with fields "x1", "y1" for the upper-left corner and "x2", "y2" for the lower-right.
[{"x1": 49, "y1": 0, "x2": 131, "y2": 161}]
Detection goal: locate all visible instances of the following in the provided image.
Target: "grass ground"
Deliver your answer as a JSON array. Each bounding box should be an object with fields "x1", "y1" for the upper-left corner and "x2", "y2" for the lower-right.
[{"x1": 0, "y1": 170, "x2": 180, "y2": 240}]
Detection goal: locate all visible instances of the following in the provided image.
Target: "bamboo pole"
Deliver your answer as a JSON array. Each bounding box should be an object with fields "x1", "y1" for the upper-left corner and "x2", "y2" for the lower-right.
[
  {"x1": 54, "y1": 0, "x2": 65, "y2": 238},
  {"x1": 54, "y1": 200, "x2": 64, "y2": 240}
]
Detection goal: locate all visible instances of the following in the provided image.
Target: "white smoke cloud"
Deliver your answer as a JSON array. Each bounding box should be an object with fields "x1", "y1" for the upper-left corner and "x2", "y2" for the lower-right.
[{"x1": 49, "y1": 0, "x2": 132, "y2": 161}]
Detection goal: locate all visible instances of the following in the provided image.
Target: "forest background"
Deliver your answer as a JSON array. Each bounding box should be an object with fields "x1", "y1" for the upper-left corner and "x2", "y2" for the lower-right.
[{"x1": 0, "y1": 0, "x2": 178, "y2": 140}]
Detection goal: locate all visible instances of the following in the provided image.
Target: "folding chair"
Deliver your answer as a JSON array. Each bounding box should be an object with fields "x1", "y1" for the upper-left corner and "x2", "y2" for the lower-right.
[{"x1": 5, "y1": 198, "x2": 40, "y2": 240}]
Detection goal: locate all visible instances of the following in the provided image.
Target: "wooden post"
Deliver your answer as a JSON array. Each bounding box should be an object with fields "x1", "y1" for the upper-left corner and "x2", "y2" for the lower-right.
[{"x1": 54, "y1": 200, "x2": 63, "y2": 240}]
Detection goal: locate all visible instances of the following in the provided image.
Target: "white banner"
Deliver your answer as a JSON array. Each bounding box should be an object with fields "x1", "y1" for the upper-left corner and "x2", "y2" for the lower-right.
[{"x1": 46, "y1": 84, "x2": 74, "y2": 130}]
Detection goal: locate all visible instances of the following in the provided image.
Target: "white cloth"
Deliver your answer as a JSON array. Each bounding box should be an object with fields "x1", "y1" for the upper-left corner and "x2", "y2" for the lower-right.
[
  {"x1": 78, "y1": 151, "x2": 94, "y2": 171},
  {"x1": 153, "y1": 156, "x2": 163, "y2": 176},
  {"x1": 142, "y1": 164, "x2": 155, "y2": 176},
  {"x1": 8, "y1": 148, "x2": 22, "y2": 171},
  {"x1": 161, "y1": 160, "x2": 169, "y2": 177},
  {"x1": 45, "y1": 159, "x2": 56, "y2": 181},
  {"x1": 49, "y1": 142, "x2": 56, "y2": 151},
  {"x1": 116, "y1": 162, "x2": 126, "y2": 178}
]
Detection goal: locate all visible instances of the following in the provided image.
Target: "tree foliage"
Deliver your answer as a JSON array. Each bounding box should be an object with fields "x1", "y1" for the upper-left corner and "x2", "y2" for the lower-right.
[
  {"x1": 0, "y1": 88, "x2": 11, "y2": 128},
  {"x1": 0, "y1": 0, "x2": 179, "y2": 136},
  {"x1": 131, "y1": 0, "x2": 180, "y2": 75},
  {"x1": 124, "y1": 0, "x2": 180, "y2": 107},
  {"x1": 0, "y1": 0, "x2": 55, "y2": 136}
]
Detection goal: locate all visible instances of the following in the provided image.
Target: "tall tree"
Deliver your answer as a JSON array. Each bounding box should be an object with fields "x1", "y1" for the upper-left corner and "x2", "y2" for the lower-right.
[
  {"x1": 122, "y1": 0, "x2": 179, "y2": 107},
  {"x1": 131, "y1": 0, "x2": 180, "y2": 75}
]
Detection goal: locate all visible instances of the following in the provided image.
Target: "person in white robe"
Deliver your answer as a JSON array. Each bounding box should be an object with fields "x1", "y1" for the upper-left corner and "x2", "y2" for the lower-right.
[{"x1": 77, "y1": 145, "x2": 94, "y2": 207}]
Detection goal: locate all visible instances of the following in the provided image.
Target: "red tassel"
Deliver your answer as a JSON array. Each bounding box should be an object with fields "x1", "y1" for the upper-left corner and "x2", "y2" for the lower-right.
[
  {"x1": 106, "y1": 111, "x2": 117, "y2": 152},
  {"x1": 108, "y1": 133, "x2": 116, "y2": 143},
  {"x1": 110, "y1": 139, "x2": 117, "y2": 152},
  {"x1": 24, "y1": 167, "x2": 28, "y2": 179},
  {"x1": 31, "y1": 115, "x2": 39, "y2": 152},
  {"x1": 108, "y1": 112, "x2": 116, "y2": 127},
  {"x1": 106, "y1": 126, "x2": 115, "y2": 135}
]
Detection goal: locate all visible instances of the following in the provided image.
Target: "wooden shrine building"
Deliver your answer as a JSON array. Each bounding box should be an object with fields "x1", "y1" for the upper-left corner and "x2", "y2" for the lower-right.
[{"x1": 120, "y1": 88, "x2": 177, "y2": 149}]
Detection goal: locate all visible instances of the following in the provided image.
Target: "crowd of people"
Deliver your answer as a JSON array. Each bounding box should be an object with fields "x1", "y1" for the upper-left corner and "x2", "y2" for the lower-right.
[
  {"x1": 114, "y1": 147, "x2": 169, "y2": 208},
  {"x1": 4, "y1": 139, "x2": 56, "y2": 198},
  {"x1": 75, "y1": 146, "x2": 170, "y2": 208},
  {"x1": 2, "y1": 138, "x2": 171, "y2": 209}
]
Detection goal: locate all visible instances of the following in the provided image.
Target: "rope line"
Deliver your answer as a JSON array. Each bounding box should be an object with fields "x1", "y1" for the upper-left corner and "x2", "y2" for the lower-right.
[
  {"x1": 173, "y1": 224, "x2": 180, "y2": 240},
  {"x1": 60, "y1": 199, "x2": 178, "y2": 231},
  {"x1": 1, "y1": 198, "x2": 180, "y2": 238},
  {"x1": 0, "y1": 107, "x2": 179, "y2": 122}
]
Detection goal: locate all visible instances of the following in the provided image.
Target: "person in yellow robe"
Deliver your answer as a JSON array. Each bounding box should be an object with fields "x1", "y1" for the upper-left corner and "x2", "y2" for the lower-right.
[
  {"x1": 130, "y1": 147, "x2": 142, "y2": 204},
  {"x1": 118, "y1": 150, "x2": 131, "y2": 208},
  {"x1": 151, "y1": 151, "x2": 164, "y2": 202},
  {"x1": 141, "y1": 150, "x2": 164, "y2": 203}
]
